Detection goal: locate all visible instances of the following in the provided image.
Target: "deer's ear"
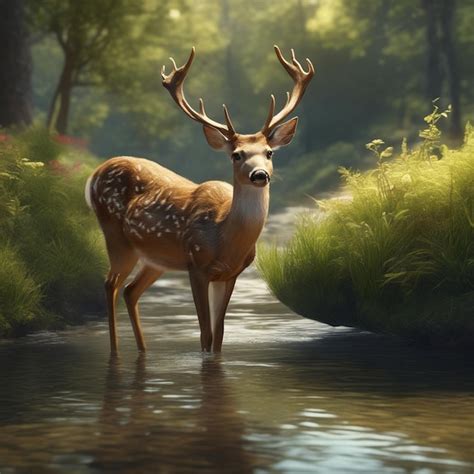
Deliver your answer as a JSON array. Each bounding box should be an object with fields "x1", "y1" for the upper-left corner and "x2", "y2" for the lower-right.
[
  {"x1": 268, "y1": 117, "x2": 298, "y2": 149},
  {"x1": 203, "y1": 125, "x2": 230, "y2": 151}
]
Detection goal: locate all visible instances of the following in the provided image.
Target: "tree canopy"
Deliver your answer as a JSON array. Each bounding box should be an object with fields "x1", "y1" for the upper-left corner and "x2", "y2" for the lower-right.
[{"x1": 23, "y1": 0, "x2": 474, "y2": 185}]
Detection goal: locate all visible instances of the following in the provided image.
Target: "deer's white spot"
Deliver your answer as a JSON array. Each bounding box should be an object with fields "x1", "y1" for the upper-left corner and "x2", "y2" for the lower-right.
[{"x1": 129, "y1": 228, "x2": 143, "y2": 240}]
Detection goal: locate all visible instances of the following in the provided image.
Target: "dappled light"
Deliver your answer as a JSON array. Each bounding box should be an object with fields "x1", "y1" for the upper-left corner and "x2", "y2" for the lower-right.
[{"x1": 0, "y1": 0, "x2": 473, "y2": 472}]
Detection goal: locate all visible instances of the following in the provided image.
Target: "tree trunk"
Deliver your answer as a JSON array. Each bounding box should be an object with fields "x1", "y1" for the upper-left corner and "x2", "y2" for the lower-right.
[
  {"x1": 55, "y1": 79, "x2": 73, "y2": 135},
  {"x1": 46, "y1": 83, "x2": 61, "y2": 130},
  {"x1": 440, "y1": 0, "x2": 462, "y2": 143},
  {"x1": 421, "y1": 0, "x2": 443, "y2": 102},
  {"x1": 0, "y1": 0, "x2": 33, "y2": 128},
  {"x1": 48, "y1": 57, "x2": 75, "y2": 134}
]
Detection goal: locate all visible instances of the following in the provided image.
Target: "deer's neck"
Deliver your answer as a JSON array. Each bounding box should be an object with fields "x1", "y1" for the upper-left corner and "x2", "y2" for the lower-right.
[{"x1": 221, "y1": 181, "x2": 270, "y2": 254}]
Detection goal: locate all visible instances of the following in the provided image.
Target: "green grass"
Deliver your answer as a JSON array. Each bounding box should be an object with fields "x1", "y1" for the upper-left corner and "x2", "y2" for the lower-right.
[
  {"x1": 0, "y1": 127, "x2": 107, "y2": 337},
  {"x1": 258, "y1": 110, "x2": 474, "y2": 346}
]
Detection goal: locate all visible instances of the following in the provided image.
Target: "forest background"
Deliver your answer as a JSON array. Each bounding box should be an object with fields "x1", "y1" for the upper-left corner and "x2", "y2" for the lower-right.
[{"x1": 2, "y1": 0, "x2": 473, "y2": 208}]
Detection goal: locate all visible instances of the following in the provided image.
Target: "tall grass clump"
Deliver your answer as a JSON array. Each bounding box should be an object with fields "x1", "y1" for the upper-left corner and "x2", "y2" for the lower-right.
[
  {"x1": 258, "y1": 106, "x2": 474, "y2": 346},
  {"x1": 0, "y1": 128, "x2": 107, "y2": 337}
]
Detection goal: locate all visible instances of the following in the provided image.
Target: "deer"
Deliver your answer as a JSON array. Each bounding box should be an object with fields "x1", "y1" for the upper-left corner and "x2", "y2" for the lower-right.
[{"x1": 85, "y1": 45, "x2": 314, "y2": 354}]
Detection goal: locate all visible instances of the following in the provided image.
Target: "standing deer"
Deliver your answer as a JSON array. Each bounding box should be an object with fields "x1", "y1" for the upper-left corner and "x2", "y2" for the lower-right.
[{"x1": 85, "y1": 46, "x2": 314, "y2": 353}]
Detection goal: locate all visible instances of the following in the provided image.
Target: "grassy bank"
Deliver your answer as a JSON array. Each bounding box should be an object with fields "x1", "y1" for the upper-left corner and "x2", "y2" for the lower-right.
[
  {"x1": 0, "y1": 128, "x2": 107, "y2": 337},
  {"x1": 258, "y1": 109, "x2": 474, "y2": 346}
]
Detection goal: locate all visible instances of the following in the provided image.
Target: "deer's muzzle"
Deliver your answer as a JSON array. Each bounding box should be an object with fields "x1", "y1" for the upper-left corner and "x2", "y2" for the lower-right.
[{"x1": 249, "y1": 169, "x2": 270, "y2": 187}]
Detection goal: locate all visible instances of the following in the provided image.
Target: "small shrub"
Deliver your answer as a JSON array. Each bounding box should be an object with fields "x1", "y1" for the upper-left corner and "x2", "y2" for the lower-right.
[
  {"x1": 0, "y1": 245, "x2": 44, "y2": 336},
  {"x1": 0, "y1": 127, "x2": 107, "y2": 337},
  {"x1": 258, "y1": 108, "x2": 474, "y2": 346}
]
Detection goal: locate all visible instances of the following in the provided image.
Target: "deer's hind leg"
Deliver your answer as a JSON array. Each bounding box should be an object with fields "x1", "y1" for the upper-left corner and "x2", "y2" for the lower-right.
[
  {"x1": 123, "y1": 265, "x2": 164, "y2": 352},
  {"x1": 103, "y1": 231, "x2": 138, "y2": 354}
]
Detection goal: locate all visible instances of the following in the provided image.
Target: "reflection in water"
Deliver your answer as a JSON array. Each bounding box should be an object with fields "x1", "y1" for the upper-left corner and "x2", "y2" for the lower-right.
[
  {"x1": 90, "y1": 354, "x2": 257, "y2": 472},
  {"x1": 0, "y1": 208, "x2": 473, "y2": 472}
]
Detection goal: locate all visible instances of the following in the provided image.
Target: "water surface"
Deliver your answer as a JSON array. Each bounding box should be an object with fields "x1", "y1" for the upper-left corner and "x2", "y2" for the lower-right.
[{"x1": 0, "y1": 209, "x2": 473, "y2": 473}]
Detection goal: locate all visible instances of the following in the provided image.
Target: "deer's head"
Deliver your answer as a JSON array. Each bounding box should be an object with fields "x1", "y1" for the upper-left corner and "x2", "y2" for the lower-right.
[{"x1": 161, "y1": 46, "x2": 314, "y2": 188}]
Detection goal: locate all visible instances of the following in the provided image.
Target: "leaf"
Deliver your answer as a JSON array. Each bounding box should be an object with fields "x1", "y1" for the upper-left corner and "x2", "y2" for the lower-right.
[{"x1": 380, "y1": 147, "x2": 393, "y2": 159}]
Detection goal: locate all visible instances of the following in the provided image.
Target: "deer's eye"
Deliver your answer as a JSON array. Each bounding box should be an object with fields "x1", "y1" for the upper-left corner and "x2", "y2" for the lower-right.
[
  {"x1": 232, "y1": 152, "x2": 241, "y2": 161},
  {"x1": 266, "y1": 150, "x2": 273, "y2": 159}
]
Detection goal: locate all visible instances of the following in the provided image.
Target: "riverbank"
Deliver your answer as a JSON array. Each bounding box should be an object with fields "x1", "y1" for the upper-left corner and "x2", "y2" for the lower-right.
[
  {"x1": 258, "y1": 114, "x2": 474, "y2": 346},
  {"x1": 0, "y1": 128, "x2": 107, "y2": 337}
]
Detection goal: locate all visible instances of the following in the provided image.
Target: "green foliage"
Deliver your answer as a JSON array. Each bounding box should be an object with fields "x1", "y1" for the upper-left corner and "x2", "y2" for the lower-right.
[
  {"x1": 270, "y1": 141, "x2": 368, "y2": 210},
  {"x1": 258, "y1": 115, "x2": 474, "y2": 345},
  {"x1": 0, "y1": 245, "x2": 44, "y2": 335},
  {"x1": 0, "y1": 128, "x2": 107, "y2": 337},
  {"x1": 26, "y1": 0, "x2": 474, "y2": 193}
]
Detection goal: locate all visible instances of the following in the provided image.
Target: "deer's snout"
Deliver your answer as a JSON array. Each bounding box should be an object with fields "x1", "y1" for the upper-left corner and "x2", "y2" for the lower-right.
[{"x1": 249, "y1": 169, "x2": 270, "y2": 187}]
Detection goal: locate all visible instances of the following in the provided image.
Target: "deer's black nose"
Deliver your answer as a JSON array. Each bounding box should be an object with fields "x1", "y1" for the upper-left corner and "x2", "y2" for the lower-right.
[{"x1": 250, "y1": 169, "x2": 270, "y2": 185}]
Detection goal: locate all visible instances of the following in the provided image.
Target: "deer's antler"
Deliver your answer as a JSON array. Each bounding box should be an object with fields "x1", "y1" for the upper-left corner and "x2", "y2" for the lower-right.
[
  {"x1": 161, "y1": 47, "x2": 236, "y2": 139},
  {"x1": 261, "y1": 46, "x2": 315, "y2": 136}
]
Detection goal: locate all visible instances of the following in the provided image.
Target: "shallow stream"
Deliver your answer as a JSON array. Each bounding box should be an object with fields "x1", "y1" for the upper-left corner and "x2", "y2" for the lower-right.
[{"x1": 0, "y1": 208, "x2": 473, "y2": 473}]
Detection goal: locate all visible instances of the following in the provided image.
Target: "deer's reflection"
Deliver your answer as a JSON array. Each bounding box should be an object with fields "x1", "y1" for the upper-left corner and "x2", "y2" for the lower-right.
[{"x1": 96, "y1": 354, "x2": 255, "y2": 472}]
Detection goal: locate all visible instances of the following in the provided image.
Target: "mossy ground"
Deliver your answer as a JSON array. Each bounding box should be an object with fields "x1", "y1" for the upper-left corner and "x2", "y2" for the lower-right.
[{"x1": 258, "y1": 111, "x2": 474, "y2": 346}]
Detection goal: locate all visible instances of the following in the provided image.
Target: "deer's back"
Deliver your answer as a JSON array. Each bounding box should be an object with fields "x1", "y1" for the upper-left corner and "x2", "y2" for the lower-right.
[{"x1": 88, "y1": 156, "x2": 234, "y2": 272}]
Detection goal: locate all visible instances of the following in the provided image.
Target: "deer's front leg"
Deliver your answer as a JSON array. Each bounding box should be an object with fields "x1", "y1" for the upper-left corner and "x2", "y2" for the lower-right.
[
  {"x1": 188, "y1": 270, "x2": 212, "y2": 351},
  {"x1": 209, "y1": 278, "x2": 236, "y2": 352}
]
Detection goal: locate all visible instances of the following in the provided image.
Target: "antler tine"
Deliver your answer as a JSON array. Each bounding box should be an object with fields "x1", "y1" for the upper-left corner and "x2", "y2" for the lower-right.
[
  {"x1": 290, "y1": 49, "x2": 305, "y2": 73},
  {"x1": 161, "y1": 47, "x2": 236, "y2": 138},
  {"x1": 223, "y1": 104, "x2": 236, "y2": 135},
  {"x1": 169, "y1": 56, "x2": 178, "y2": 70},
  {"x1": 262, "y1": 94, "x2": 276, "y2": 134},
  {"x1": 261, "y1": 45, "x2": 315, "y2": 135},
  {"x1": 198, "y1": 98, "x2": 206, "y2": 115}
]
